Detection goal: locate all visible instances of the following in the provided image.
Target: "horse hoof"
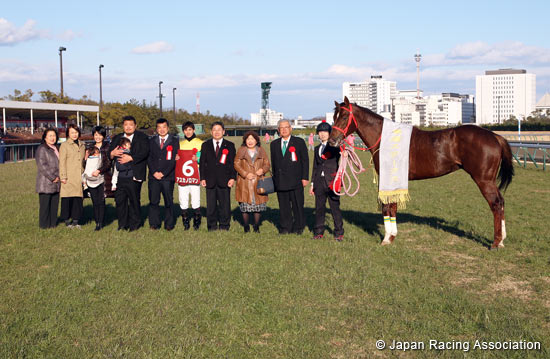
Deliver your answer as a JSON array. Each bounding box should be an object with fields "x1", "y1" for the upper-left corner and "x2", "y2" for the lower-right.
[
  {"x1": 498, "y1": 243, "x2": 505, "y2": 248},
  {"x1": 381, "y1": 240, "x2": 392, "y2": 246}
]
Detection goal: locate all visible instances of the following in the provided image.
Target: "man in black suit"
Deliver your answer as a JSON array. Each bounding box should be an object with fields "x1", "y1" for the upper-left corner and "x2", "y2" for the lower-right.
[
  {"x1": 270, "y1": 119, "x2": 309, "y2": 234},
  {"x1": 109, "y1": 116, "x2": 150, "y2": 230},
  {"x1": 200, "y1": 121, "x2": 236, "y2": 231},
  {"x1": 309, "y1": 121, "x2": 344, "y2": 241},
  {"x1": 147, "y1": 118, "x2": 179, "y2": 230}
]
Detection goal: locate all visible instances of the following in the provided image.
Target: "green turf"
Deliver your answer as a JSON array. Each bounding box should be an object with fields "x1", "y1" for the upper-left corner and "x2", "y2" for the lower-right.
[{"x1": 1, "y1": 142, "x2": 549, "y2": 358}]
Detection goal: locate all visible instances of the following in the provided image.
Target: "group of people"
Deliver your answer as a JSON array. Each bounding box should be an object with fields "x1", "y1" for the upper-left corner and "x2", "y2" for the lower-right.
[{"x1": 35, "y1": 116, "x2": 344, "y2": 240}]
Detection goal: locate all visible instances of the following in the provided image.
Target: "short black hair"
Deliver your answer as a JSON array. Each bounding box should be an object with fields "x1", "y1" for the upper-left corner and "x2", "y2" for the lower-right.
[
  {"x1": 119, "y1": 137, "x2": 131, "y2": 147},
  {"x1": 66, "y1": 123, "x2": 81, "y2": 138},
  {"x1": 122, "y1": 116, "x2": 136, "y2": 124},
  {"x1": 156, "y1": 118, "x2": 169, "y2": 127},
  {"x1": 41, "y1": 128, "x2": 59, "y2": 144},
  {"x1": 183, "y1": 121, "x2": 195, "y2": 130},
  {"x1": 92, "y1": 125, "x2": 106, "y2": 138},
  {"x1": 211, "y1": 121, "x2": 224, "y2": 130}
]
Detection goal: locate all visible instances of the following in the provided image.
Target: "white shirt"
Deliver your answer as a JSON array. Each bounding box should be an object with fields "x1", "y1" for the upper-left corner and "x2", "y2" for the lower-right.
[
  {"x1": 159, "y1": 134, "x2": 169, "y2": 146},
  {"x1": 318, "y1": 141, "x2": 328, "y2": 157},
  {"x1": 213, "y1": 138, "x2": 224, "y2": 152},
  {"x1": 124, "y1": 133, "x2": 135, "y2": 142}
]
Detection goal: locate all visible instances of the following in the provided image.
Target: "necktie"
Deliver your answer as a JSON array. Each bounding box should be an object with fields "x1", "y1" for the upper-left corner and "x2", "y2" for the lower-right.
[
  {"x1": 215, "y1": 141, "x2": 220, "y2": 157},
  {"x1": 160, "y1": 138, "x2": 165, "y2": 149},
  {"x1": 320, "y1": 143, "x2": 326, "y2": 156},
  {"x1": 282, "y1": 140, "x2": 288, "y2": 156}
]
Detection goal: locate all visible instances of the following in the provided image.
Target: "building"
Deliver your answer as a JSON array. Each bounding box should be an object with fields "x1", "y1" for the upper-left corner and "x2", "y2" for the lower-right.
[
  {"x1": 250, "y1": 108, "x2": 284, "y2": 126},
  {"x1": 535, "y1": 93, "x2": 550, "y2": 115},
  {"x1": 392, "y1": 92, "x2": 474, "y2": 127},
  {"x1": 475, "y1": 69, "x2": 536, "y2": 124},
  {"x1": 343, "y1": 76, "x2": 397, "y2": 116}
]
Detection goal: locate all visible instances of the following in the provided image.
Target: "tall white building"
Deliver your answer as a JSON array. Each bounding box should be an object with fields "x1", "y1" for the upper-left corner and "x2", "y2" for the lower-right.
[
  {"x1": 250, "y1": 109, "x2": 284, "y2": 126},
  {"x1": 343, "y1": 76, "x2": 397, "y2": 116},
  {"x1": 393, "y1": 92, "x2": 474, "y2": 127},
  {"x1": 475, "y1": 69, "x2": 536, "y2": 124}
]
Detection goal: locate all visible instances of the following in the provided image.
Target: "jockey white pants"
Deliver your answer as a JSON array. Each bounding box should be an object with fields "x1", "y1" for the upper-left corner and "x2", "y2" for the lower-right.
[{"x1": 178, "y1": 184, "x2": 200, "y2": 209}]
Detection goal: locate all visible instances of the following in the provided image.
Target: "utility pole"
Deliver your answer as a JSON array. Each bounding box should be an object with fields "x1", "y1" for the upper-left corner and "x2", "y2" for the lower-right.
[
  {"x1": 99, "y1": 64, "x2": 104, "y2": 112},
  {"x1": 158, "y1": 81, "x2": 164, "y2": 116},
  {"x1": 172, "y1": 88, "x2": 177, "y2": 122},
  {"x1": 59, "y1": 47, "x2": 67, "y2": 98}
]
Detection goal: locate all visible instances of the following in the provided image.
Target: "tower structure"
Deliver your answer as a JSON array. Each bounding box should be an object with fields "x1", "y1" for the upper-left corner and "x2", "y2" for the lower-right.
[
  {"x1": 414, "y1": 50, "x2": 422, "y2": 99},
  {"x1": 261, "y1": 82, "x2": 272, "y2": 127},
  {"x1": 196, "y1": 92, "x2": 201, "y2": 114}
]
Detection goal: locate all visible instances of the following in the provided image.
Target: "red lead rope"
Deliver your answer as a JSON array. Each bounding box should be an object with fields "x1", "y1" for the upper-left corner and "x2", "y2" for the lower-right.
[{"x1": 334, "y1": 103, "x2": 382, "y2": 152}]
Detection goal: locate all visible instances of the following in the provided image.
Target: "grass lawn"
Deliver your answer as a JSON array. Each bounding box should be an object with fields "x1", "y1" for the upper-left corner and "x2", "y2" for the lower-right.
[{"x1": 1, "y1": 139, "x2": 549, "y2": 358}]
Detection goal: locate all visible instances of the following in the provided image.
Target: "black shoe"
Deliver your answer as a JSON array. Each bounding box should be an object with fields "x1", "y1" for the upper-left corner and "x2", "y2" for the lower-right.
[
  {"x1": 244, "y1": 225, "x2": 250, "y2": 233},
  {"x1": 193, "y1": 209, "x2": 202, "y2": 230},
  {"x1": 253, "y1": 225, "x2": 260, "y2": 233},
  {"x1": 150, "y1": 225, "x2": 160, "y2": 230},
  {"x1": 94, "y1": 223, "x2": 102, "y2": 231},
  {"x1": 117, "y1": 226, "x2": 128, "y2": 231},
  {"x1": 279, "y1": 230, "x2": 290, "y2": 235},
  {"x1": 182, "y1": 212, "x2": 190, "y2": 230},
  {"x1": 293, "y1": 229, "x2": 304, "y2": 235},
  {"x1": 165, "y1": 226, "x2": 174, "y2": 231}
]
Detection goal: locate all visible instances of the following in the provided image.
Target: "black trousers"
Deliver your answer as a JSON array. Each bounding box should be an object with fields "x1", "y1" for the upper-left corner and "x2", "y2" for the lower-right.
[
  {"x1": 115, "y1": 178, "x2": 141, "y2": 230},
  {"x1": 148, "y1": 179, "x2": 175, "y2": 229},
  {"x1": 206, "y1": 186, "x2": 231, "y2": 230},
  {"x1": 60, "y1": 197, "x2": 83, "y2": 224},
  {"x1": 88, "y1": 185, "x2": 105, "y2": 225},
  {"x1": 314, "y1": 180, "x2": 344, "y2": 236},
  {"x1": 38, "y1": 192, "x2": 59, "y2": 228},
  {"x1": 276, "y1": 187, "x2": 305, "y2": 233}
]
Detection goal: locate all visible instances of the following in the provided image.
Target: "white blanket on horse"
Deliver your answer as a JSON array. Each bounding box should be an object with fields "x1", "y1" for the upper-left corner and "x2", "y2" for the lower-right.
[{"x1": 378, "y1": 119, "x2": 413, "y2": 209}]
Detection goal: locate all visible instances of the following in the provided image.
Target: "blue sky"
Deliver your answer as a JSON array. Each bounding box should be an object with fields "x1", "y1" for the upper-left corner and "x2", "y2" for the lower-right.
[{"x1": 1, "y1": 0, "x2": 549, "y2": 118}]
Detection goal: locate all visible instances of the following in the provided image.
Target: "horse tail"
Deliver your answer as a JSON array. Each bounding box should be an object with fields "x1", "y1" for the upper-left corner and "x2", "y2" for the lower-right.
[{"x1": 495, "y1": 134, "x2": 514, "y2": 192}]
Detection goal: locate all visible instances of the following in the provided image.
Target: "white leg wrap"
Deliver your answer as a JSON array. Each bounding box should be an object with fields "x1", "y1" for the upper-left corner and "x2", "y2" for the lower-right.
[
  {"x1": 390, "y1": 217, "x2": 398, "y2": 236},
  {"x1": 382, "y1": 216, "x2": 392, "y2": 244},
  {"x1": 500, "y1": 220, "x2": 506, "y2": 247}
]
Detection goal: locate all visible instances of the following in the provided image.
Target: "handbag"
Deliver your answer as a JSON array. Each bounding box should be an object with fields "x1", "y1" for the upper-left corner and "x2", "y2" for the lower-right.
[{"x1": 257, "y1": 175, "x2": 274, "y2": 195}]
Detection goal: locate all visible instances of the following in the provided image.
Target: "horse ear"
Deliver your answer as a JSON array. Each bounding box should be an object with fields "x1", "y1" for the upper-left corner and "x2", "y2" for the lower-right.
[
  {"x1": 344, "y1": 96, "x2": 350, "y2": 105},
  {"x1": 334, "y1": 100, "x2": 339, "y2": 108}
]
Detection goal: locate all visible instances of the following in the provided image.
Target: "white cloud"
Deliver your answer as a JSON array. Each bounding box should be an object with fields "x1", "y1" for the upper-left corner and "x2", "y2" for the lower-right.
[
  {"x1": 0, "y1": 18, "x2": 47, "y2": 45},
  {"x1": 58, "y1": 29, "x2": 81, "y2": 41},
  {"x1": 131, "y1": 41, "x2": 173, "y2": 54}
]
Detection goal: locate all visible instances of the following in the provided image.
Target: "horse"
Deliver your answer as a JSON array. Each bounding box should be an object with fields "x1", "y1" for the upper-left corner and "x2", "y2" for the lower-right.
[{"x1": 329, "y1": 96, "x2": 514, "y2": 249}]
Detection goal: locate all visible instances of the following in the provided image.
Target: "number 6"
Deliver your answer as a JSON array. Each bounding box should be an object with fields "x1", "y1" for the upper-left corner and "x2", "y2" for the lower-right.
[{"x1": 182, "y1": 160, "x2": 194, "y2": 176}]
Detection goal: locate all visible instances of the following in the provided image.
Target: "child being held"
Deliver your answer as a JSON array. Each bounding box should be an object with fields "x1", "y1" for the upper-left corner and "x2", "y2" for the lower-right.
[
  {"x1": 111, "y1": 137, "x2": 132, "y2": 191},
  {"x1": 83, "y1": 146, "x2": 104, "y2": 189}
]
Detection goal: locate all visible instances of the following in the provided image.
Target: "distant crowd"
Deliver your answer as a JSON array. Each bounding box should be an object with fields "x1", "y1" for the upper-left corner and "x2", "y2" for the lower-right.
[{"x1": 35, "y1": 116, "x2": 344, "y2": 240}]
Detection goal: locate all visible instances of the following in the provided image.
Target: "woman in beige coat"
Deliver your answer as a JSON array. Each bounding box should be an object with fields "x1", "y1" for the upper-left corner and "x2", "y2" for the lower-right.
[
  {"x1": 234, "y1": 131, "x2": 270, "y2": 233},
  {"x1": 59, "y1": 124, "x2": 86, "y2": 228}
]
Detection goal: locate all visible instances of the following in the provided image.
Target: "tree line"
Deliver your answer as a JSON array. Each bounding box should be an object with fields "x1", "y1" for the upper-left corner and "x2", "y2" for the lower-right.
[{"x1": 2, "y1": 89, "x2": 250, "y2": 132}]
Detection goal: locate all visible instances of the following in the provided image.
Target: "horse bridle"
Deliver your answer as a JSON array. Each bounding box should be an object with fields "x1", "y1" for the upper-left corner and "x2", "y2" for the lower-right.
[
  {"x1": 332, "y1": 103, "x2": 382, "y2": 152},
  {"x1": 332, "y1": 103, "x2": 357, "y2": 137}
]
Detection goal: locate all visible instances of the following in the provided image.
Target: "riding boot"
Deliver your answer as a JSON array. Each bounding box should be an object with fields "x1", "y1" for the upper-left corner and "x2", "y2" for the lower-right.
[
  {"x1": 182, "y1": 210, "x2": 190, "y2": 230},
  {"x1": 193, "y1": 208, "x2": 202, "y2": 230}
]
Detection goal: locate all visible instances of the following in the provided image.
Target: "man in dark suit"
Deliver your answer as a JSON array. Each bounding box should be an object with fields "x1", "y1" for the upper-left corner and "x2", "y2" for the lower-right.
[
  {"x1": 147, "y1": 118, "x2": 179, "y2": 230},
  {"x1": 200, "y1": 121, "x2": 236, "y2": 231},
  {"x1": 109, "y1": 115, "x2": 150, "y2": 230},
  {"x1": 309, "y1": 121, "x2": 344, "y2": 241},
  {"x1": 270, "y1": 119, "x2": 309, "y2": 234}
]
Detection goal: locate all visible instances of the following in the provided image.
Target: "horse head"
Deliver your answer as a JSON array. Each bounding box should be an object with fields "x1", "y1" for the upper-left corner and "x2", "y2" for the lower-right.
[{"x1": 329, "y1": 96, "x2": 357, "y2": 147}]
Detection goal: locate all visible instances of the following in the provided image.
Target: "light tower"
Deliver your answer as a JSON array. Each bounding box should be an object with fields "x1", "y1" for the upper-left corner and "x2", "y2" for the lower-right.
[
  {"x1": 196, "y1": 92, "x2": 200, "y2": 114},
  {"x1": 261, "y1": 82, "x2": 272, "y2": 128},
  {"x1": 414, "y1": 50, "x2": 422, "y2": 99}
]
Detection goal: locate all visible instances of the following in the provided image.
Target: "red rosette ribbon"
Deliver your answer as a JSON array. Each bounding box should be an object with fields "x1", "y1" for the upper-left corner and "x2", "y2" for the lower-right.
[
  {"x1": 289, "y1": 146, "x2": 297, "y2": 162},
  {"x1": 220, "y1": 148, "x2": 229, "y2": 164},
  {"x1": 166, "y1": 145, "x2": 173, "y2": 160},
  {"x1": 192, "y1": 148, "x2": 198, "y2": 154}
]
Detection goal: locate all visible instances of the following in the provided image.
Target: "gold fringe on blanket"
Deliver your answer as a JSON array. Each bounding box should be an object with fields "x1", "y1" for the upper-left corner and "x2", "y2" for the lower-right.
[{"x1": 378, "y1": 189, "x2": 411, "y2": 210}]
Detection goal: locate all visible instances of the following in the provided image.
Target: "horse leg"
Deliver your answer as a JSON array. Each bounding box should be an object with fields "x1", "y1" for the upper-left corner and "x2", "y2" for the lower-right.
[
  {"x1": 500, "y1": 196, "x2": 507, "y2": 247},
  {"x1": 476, "y1": 181, "x2": 504, "y2": 249},
  {"x1": 381, "y1": 203, "x2": 398, "y2": 245}
]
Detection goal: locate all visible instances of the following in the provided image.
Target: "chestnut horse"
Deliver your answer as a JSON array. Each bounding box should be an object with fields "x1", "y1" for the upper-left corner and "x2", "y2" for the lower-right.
[{"x1": 329, "y1": 97, "x2": 514, "y2": 249}]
